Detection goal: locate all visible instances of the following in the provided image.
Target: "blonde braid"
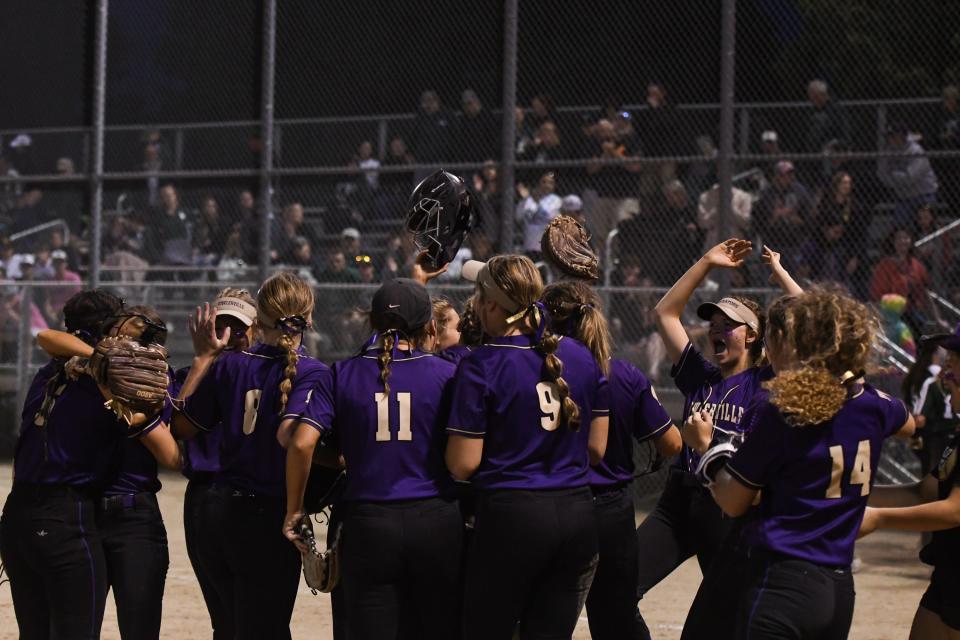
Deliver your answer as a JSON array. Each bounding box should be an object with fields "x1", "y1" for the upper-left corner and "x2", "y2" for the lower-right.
[
  {"x1": 277, "y1": 331, "x2": 299, "y2": 414},
  {"x1": 378, "y1": 332, "x2": 395, "y2": 396}
]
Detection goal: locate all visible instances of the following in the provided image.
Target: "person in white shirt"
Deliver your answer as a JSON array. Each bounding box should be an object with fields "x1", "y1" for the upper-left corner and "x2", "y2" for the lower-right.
[{"x1": 516, "y1": 171, "x2": 562, "y2": 259}]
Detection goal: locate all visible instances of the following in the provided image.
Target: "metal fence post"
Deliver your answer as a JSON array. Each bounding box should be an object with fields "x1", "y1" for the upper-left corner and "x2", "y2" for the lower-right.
[
  {"x1": 15, "y1": 285, "x2": 33, "y2": 420},
  {"x1": 89, "y1": 0, "x2": 109, "y2": 288},
  {"x1": 499, "y1": 0, "x2": 519, "y2": 254},
  {"x1": 716, "y1": 0, "x2": 737, "y2": 295},
  {"x1": 258, "y1": 0, "x2": 278, "y2": 282}
]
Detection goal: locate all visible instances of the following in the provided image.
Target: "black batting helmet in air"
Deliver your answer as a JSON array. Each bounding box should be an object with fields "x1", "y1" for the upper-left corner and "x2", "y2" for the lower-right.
[{"x1": 405, "y1": 169, "x2": 476, "y2": 269}]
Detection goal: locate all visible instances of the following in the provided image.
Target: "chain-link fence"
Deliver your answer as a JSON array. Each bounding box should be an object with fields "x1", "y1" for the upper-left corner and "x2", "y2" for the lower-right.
[{"x1": 1, "y1": 0, "x2": 959, "y2": 488}]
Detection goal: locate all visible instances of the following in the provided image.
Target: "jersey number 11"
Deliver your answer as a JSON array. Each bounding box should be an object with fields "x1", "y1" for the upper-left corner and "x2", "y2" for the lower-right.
[{"x1": 376, "y1": 392, "x2": 412, "y2": 442}]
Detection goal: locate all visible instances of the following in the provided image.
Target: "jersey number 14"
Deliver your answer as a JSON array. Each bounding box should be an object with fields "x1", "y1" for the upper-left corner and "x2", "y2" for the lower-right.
[{"x1": 826, "y1": 439, "x2": 871, "y2": 499}]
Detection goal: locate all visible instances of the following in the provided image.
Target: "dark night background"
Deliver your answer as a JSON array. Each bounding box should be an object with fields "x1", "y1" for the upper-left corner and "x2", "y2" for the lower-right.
[{"x1": 0, "y1": 0, "x2": 957, "y2": 128}]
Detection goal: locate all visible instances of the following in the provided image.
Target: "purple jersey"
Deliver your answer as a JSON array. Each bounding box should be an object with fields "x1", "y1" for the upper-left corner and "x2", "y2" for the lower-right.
[
  {"x1": 726, "y1": 385, "x2": 908, "y2": 566},
  {"x1": 14, "y1": 361, "x2": 136, "y2": 487},
  {"x1": 175, "y1": 365, "x2": 221, "y2": 477},
  {"x1": 590, "y1": 359, "x2": 673, "y2": 487},
  {"x1": 103, "y1": 373, "x2": 177, "y2": 496},
  {"x1": 441, "y1": 344, "x2": 474, "y2": 365},
  {"x1": 328, "y1": 349, "x2": 456, "y2": 502},
  {"x1": 181, "y1": 343, "x2": 335, "y2": 497},
  {"x1": 673, "y1": 341, "x2": 773, "y2": 472},
  {"x1": 446, "y1": 334, "x2": 609, "y2": 490}
]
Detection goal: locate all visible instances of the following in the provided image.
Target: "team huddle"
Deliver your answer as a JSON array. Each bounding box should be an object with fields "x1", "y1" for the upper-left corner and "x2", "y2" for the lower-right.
[{"x1": 3, "y1": 170, "x2": 960, "y2": 640}]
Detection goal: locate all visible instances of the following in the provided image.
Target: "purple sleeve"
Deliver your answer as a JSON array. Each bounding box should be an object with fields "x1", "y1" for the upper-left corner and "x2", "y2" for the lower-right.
[
  {"x1": 284, "y1": 365, "x2": 335, "y2": 433},
  {"x1": 671, "y1": 341, "x2": 716, "y2": 396},
  {"x1": 446, "y1": 354, "x2": 488, "y2": 438},
  {"x1": 593, "y1": 373, "x2": 610, "y2": 416},
  {"x1": 128, "y1": 374, "x2": 176, "y2": 439},
  {"x1": 181, "y1": 362, "x2": 222, "y2": 433},
  {"x1": 878, "y1": 390, "x2": 909, "y2": 437},
  {"x1": 725, "y1": 401, "x2": 783, "y2": 490},
  {"x1": 634, "y1": 384, "x2": 673, "y2": 442}
]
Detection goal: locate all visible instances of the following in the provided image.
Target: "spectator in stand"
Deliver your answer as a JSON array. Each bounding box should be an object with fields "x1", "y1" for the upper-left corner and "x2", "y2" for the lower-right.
[
  {"x1": 234, "y1": 189, "x2": 257, "y2": 227},
  {"x1": 317, "y1": 247, "x2": 362, "y2": 350},
  {"x1": 412, "y1": 90, "x2": 454, "y2": 167},
  {"x1": 636, "y1": 82, "x2": 684, "y2": 190},
  {"x1": 0, "y1": 155, "x2": 20, "y2": 213},
  {"x1": 33, "y1": 244, "x2": 54, "y2": 280},
  {"x1": 585, "y1": 119, "x2": 642, "y2": 252},
  {"x1": 812, "y1": 170, "x2": 868, "y2": 293},
  {"x1": 752, "y1": 160, "x2": 813, "y2": 270},
  {"x1": 42, "y1": 250, "x2": 81, "y2": 323},
  {"x1": 270, "y1": 201, "x2": 319, "y2": 264},
  {"x1": 457, "y1": 89, "x2": 498, "y2": 161},
  {"x1": 928, "y1": 85, "x2": 960, "y2": 210},
  {"x1": 48, "y1": 228, "x2": 79, "y2": 273},
  {"x1": 654, "y1": 180, "x2": 703, "y2": 284},
  {"x1": 471, "y1": 160, "x2": 503, "y2": 252},
  {"x1": 913, "y1": 202, "x2": 954, "y2": 287},
  {"x1": 318, "y1": 248, "x2": 361, "y2": 285},
  {"x1": 685, "y1": 135, "x2": 718, "y2": 199},
  {"x1": 379, "y1": 136, "x2": 417, "y2": 215},
  {"x1": 194, "y1": 195, "x2": 229, "y2": 265},
  {"x1": 870, "y1": 227, "x2": 942, "y2": 337},
  {"x1": 144, "y1": 183, "x2": 191, "y2": 267},
  {"x1": 609, "y1": 257, "x2": 668, "y2": 383},
  {"x1": 514, "y1": 106, "x2": 536, "y2": 158},
  {"x1": 516, "y1": 172, "x2": 562, "y2": 260},
  {"x1": 697, "y1": 181, "x2": 753, "y2": 253},
  {"x1": 518, "y1": 120, "x2": 566, "y2": 188},
  {"x1": 354, "y1": 254, "x2": 377, "y2": 284},
  {"x1": 285, "y1": 236, "x2": 321, "y2": 283},
  {"x1": 382, "y1": 232, "x2": 417, "y2": 281},
  {"x1": 140, "y1": 130, "x2": 168, "y2": 208},
  {"x1": 45, "y1": 157, "x2": 84, "y2": 232},
  {"x1": 526, "y1": 94, "x2": 559, "y2": 133},
  {"x1": 9, "y1": 187, "x2": 49, "y2": 234},
  {"x1": 216, "y1": 226, "x2": 250, "y2": 282},
  {"x1": 878, "y1": 122, "x2": 940, "y2": 226},
  {"x1": 806, "y1": 79, "x2": 850, "y2": 154},
  {"x1": 352, "y1": 141, "x2": 381, "y2": 192},
  {"x1": 560, "y1": 194, "x2": 589, "y2": 235},
  {"x1": 758, "y1": 130, "x2": 782, "y2": 185},
  {"x1": 340, "y1": 227, "x2": 362, "y2": 257},
  {"x1": 8, "y1": 134, "x2": 37, "y2": 177},
  {"x1": 796, "y1": 211, "x2": 861, "y2": 292}
]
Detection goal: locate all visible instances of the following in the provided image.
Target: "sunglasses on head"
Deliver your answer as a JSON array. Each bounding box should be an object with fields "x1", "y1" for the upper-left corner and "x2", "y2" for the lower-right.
[
  {"x1": 111, "y1": 313, "x2": 168, "y2": 346},
  {"x1": 276, "y1": 315, "x2": 308, "y2": 334}
]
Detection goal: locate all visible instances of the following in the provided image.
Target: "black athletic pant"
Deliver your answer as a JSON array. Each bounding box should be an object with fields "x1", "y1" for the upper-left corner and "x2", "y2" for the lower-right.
[
  {"x1": 0, "y1": 484, "x2": 109, "y2": 640},
  {"x1": 736, "y1": 552, "x2": 855, "y2": 640},
  {"x1": 681, "y1": 527, "x2": 748, "y2": 640},
  {"x1": 97, "y1": 491, "x2": 169, "y2": 640},
  {"x1": 340, "y1": 496, "x2": 463, "y2": 640},
  {"x1": 184, "y1": 476, "x2": 234, "y2": 640},
  {"x1": 328, "y1": 504, "x2": 348, "y2": 640},
  {"x1": 586, "y1": 486, "x2": 647, "y2": 640},
  {"x1": 635, "y1": 469, "x2": 736, "y2": 635},
  {"x1": 196, "y1": 485, "x2": 302, "y2": 640},
  {"x1": 464, "y1": 486, "x2": 599, "y2": 640}
]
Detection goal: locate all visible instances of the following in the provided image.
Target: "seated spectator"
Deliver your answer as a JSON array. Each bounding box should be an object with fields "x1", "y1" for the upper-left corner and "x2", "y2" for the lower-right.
[
  {"x1": 340, "y1": 227, "x2": 362, "y2": 257},
  {"x1": 758, "y1": 130, "x2": 782, "y2": 185},
  {"x1": 560, "y1": 194, "x2": 590, "y2": 236},
  {"x1": 516, "y1": 172, "x2": 562, "y2": 260},
  {"x1": 216, "y1": 226, "x2": 250, "y2": 282},
  {"x1": 796, "y1": 211, "x2": 861, "y2": 292},
  {"x1": 194, "y1": 195, "x2": 229, "y2": 265},
  {"x1": 877, "y1": 122, "x2": 939, "y2": 226},
  {"x1": 271, "y1": 201, "x2": 319, "y2": 264},
  {"x1": 9, "y1": 187, "x2": 49, "y2": 234},
  {"x1": 651, "y1": 180, "x2": 703, "y2": 284},
  {"x1": 140, "y1": 130, "x2": 169, "y2": 208},
  {"x1": 697, "y1": 182, "x2": 752, "y2": 252},
  {"x1": 48, "y1": 228, "x2": 80, "y2": 273},
  {"x1": 518, "y1": 120, "x2": 566, "y2": 188},
  {"x1": 635, "y1": 82, "x2": 684, "y2": 188},
  {"x1": 457, "y1": 89, "x2": 498, "y2": 161},
  {"x1": 412, "y1": 90, "x2": 454, "y2": 167},
  {"x1": 585, "y1": 119, "x2": 642, "y2": 250},
  {"x1": 609, "y1": 258, "x2": 667, "y2": 383},
  {"x1": 381, "y1": 232, "x2": 417, "y2": 281},
  {"x1": 806, "y1": 79, "x2": 850, "y2": 154},
  {"x1": 471, "y1": 160, "x2": 503, "y2": 251},
  {"x1": 514, "y1": 106, "x2": 535, "y2": 158},
  {"x1": 752, "y1": 160, "x2": 813, "y2": 270},
  {"x1": 870, "y1": 228, "x2": 942, "y2": 337},
  {"x1": 42, "y1": 250, "x2": 81, "y2": 323},
  {"x1": 351, "y1": 140, "x2": 381, "y2": 192},
  {"x1": 526, "y1": 94, "x2": 558, "y2": 133},
  {"x1": 913, "y1": 202, "x2": 954, "y2": 287},
  {"x1": 143, "y1": 183, "x2": 191, "y2": 266},
  {"x1": 45, "y1": 157, "x2": 84, "y2": 232},
  {"x1": 355, "y1": 254, "x2": 378, "y2": 284},
  {"x1": 685, "y1": 135, "x2": 718, "y2": 198}
]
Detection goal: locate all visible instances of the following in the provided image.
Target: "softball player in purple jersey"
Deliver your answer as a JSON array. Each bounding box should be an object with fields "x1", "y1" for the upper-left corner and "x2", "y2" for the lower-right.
[
  {"x1": 177, "y1": 288, "x2": 258, "y2": 640},
  {"x1": 445, "y1": 255, "x2": 610, "y2": 640},
  {"x1": 0, "y1": 290, "x2": 128, "y2": 640},
  {"x1": 542, "y1": 280, "x2": 681, "y2": 640},
  {"x1": 285, "y1": 278, "x2": 461, "y2": 640},
  {"x1": 636, "y1": 240, "x2": 802, "y2": 633},
  {"x1": 173, "y1": 272, "x2": 334, "y2": 640},
  {"x1": 685, "y1": 290, "x2": 914, "y2": 639},
  {"x1": 860, "y1": 325, "x2": 960, "y2": 638}
]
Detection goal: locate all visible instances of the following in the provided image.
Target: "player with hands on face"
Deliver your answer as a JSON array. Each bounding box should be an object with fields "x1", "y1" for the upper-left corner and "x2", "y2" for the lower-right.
[
  {"x1": 445, "y1": 255, "x2": 610, "y2": 640},
  {"x1": 684, "y1": 289, "x2": 914, "y2": 639},
  {"x1": 172, "y1": 272, "x2": 335, "y2": 640},
  {"x1": 541, "y1": 280, "x2": 680, "y2": 640},
  {"x1": 860, "y1": 324, "x2": 960, "y2": 639},
  {"x1": 284, "y1": 278, "x2": 462, "y2": 640},
  {"x1": 637, "y1": 239, "x2": 802, "y2": 638}
]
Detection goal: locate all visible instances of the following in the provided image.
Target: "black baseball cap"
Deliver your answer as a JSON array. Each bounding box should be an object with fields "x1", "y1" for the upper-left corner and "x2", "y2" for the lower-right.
[
  {"x1": 921, "y1": 322, "x2": 960, "y2": 353},
  {"x1": 371, "y1": 278, "x2": 432, "y2": 333}
]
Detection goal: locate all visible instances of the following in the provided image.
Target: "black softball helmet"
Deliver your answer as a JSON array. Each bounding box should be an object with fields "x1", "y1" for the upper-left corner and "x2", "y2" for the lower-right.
[{"x1": 405, "y1": 169, "x2": 476, "y2": 269}]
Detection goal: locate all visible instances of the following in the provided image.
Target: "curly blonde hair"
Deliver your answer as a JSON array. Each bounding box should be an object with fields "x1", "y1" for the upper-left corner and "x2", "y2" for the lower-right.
[{"x1": 764, "y1": 287, "x2": 878, "y2": 426}]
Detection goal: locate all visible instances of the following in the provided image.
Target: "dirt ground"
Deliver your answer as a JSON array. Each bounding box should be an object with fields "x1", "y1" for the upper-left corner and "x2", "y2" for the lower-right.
[{"x1": 0, "y1": 466, "x2": 929, "y2": 639}]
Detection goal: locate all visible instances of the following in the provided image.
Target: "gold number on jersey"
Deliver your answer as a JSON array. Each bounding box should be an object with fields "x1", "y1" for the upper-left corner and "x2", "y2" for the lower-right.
[
  {"x1": 537, "y1": 382, "x2": 561, "y2": 431},
  {"x1": 242, "y1": 389, "x2": 262, "y2": 435},
  {"x1": 375, "y1": 392, "x2": 413, "y2": 442},
  {"x1": 826, "y1": 439, "x2": 871, "y2": 499}
]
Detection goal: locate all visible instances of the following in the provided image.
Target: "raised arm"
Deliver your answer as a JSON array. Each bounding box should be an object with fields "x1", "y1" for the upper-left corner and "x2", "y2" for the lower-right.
[
  {"x1": 37, "y1": 329, "x2": 94, "y2": 358},
  {"x1": 654, "y1": 239, "x2": 752, "y2": 365},
  {"x1": 171, "y1": 303, "x2": 230, "y2": 437},
  {"x1": 762, "y1": 245, "x2": 803, "y2": 296}
]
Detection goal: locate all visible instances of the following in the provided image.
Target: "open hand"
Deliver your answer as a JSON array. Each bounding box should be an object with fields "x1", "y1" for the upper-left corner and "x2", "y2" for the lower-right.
[
  {"x1": 411, "y1": 250, "x2": 449, "y2": 285},
  {"x1": 704, "y1": 238, "x2": 751, "y2": 269},
  {"x1": 188, "y1": 303, "x2": 231, "y2": 359}
]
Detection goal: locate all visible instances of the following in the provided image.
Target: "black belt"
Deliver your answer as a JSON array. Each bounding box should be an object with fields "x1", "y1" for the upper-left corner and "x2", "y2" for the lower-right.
[{"x1": 99, "y1": 492, "x2": 155, "y2": 512}]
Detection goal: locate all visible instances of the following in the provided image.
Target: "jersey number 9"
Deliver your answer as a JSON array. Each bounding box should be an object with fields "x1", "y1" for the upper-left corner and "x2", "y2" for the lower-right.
[{"x1": 537, "y1": 382, "x2": 562, "y2": 431}]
